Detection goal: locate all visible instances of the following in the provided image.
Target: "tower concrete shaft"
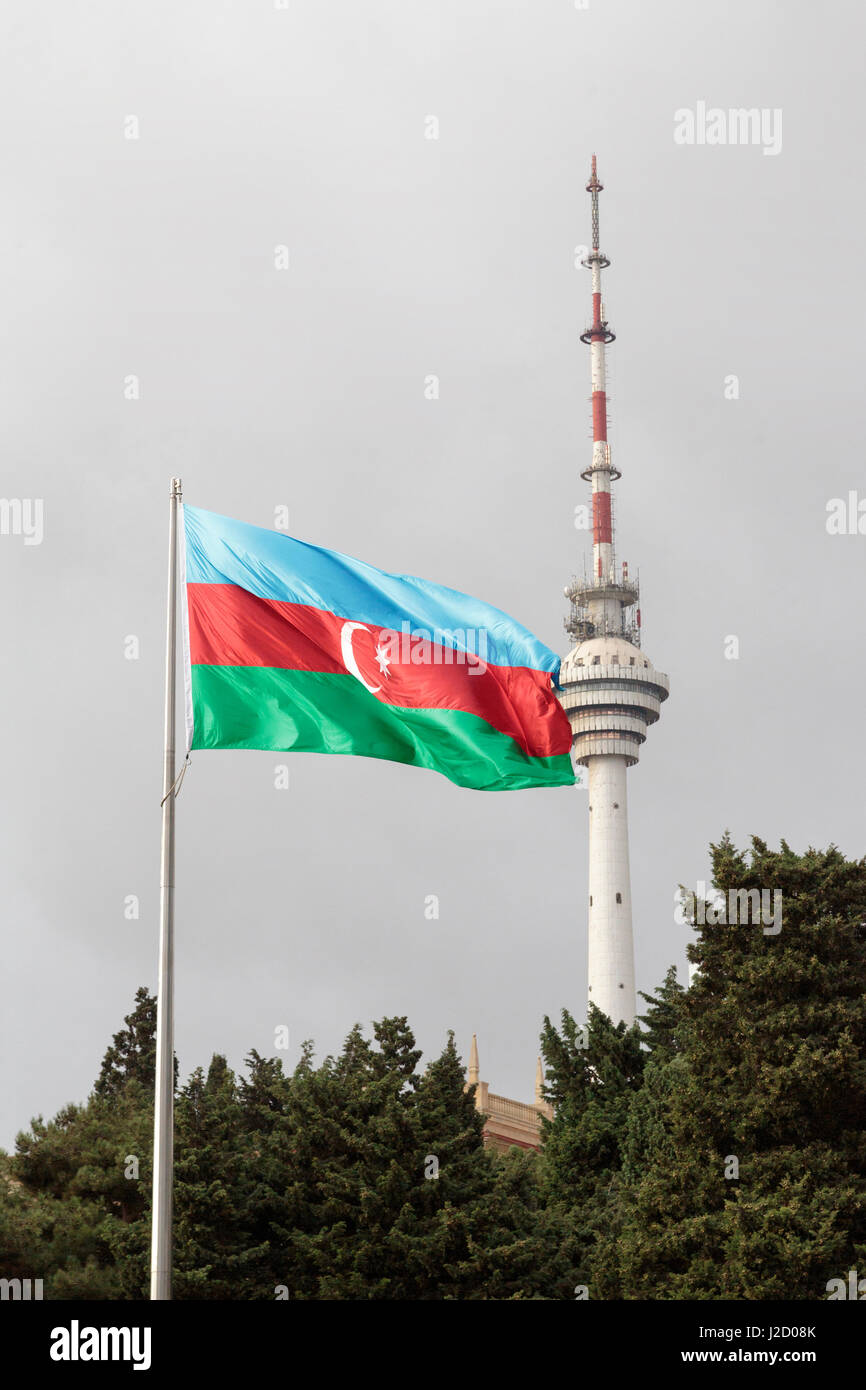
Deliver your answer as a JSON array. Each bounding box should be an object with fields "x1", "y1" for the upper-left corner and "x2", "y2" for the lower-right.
[
  {"x1": 586, "y1": 756, "x2": 634, "y2": 1021},
  {"x1": 558, "y1": 157, "x2": 669, "y2": 1027}
]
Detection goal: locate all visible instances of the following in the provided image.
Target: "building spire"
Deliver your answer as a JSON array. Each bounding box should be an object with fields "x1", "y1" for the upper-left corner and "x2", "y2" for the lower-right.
[
  {"x1": 534, "y1": 1056, "x2": 544, "y2": 1106},
  {"x1": 468, "y1": 1033, "x2": 479, "y2": 1087}
]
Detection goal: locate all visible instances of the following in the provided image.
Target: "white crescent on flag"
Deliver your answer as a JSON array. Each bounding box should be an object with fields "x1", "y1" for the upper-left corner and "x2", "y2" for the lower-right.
[{"x1": 340, "y1": 621, "x2": 381, "y2": 694}]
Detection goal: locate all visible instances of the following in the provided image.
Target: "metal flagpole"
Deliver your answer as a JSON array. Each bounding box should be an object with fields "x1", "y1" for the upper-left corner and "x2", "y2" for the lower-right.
[{"x1": 150, "y1": 476, "x2": 182, "y2": 1300}]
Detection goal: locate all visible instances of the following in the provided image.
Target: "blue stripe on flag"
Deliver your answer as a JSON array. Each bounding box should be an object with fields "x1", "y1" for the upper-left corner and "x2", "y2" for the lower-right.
[{"x1": 183, "y1": 505, "x2": 560, "y2": 677}]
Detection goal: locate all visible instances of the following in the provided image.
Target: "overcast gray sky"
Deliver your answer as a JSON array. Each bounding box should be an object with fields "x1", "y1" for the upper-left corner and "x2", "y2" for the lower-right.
[{"x1": 2, "y1": 0, "x2": 864, "y2": 1148}]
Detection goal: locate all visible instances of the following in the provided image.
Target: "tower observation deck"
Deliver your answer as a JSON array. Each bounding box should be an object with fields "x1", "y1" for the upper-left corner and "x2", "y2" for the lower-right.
[{"x1": 558, "y1": 157, "x2": 669, "y2": 1027}]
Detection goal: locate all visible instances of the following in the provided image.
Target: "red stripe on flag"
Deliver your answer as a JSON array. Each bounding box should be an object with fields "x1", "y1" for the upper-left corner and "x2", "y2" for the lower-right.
[
  {"x1": 187, "y1": 584, "x2": 572, "y2": 759},
  {"x1": 189, "y1": 583, "x2": 345, "y2": 674}
]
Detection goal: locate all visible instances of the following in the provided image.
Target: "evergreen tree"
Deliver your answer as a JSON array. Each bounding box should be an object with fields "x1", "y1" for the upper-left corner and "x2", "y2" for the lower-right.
[
  {"x1": 438, "y1": 1146, "x2": 581, "y2": 1300},
  {"x1": 266, "y1": 1021, "x2": 578, "y2": 1299},
  {"x1": 539, "y1": 1004, "x2": 644, "y2": 1207},
  {"x1": 287, "y1": 1017, "x2": 450, "y2": 1299},
  {"x1": 594, "y1": 836, "x2": 866, "y2": 1299},
  {"x1": 172, "y1": 1055, "x2": 267, "y2": 1299},
  {"x1": 617, "y1": 965, "x2": 686, "y2": 1183},
  {"x1": 9, "y1": 986, "x2": 157, "y2": 1298},
  {"x1": 94, "y1": 988, "x2": 158, "y2": 1101},
  {"x1": 636, "y1": 964, "x2": 685, "y2": 1060},
  {"x1": 536, "y1": 1004, "x2": 644, "y2": 1292}
]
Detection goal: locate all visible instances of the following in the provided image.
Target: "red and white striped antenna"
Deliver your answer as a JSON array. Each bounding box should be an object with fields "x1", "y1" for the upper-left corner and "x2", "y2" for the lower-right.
[
  {"x1": 579, "y1": 154, "x2": 619, "y2": 584},
  {"x1": 565, "y1": 156, "x2": 641, "y2": 648}
]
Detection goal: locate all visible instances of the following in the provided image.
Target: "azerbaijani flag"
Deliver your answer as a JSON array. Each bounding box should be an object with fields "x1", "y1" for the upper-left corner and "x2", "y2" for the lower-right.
[{"x1": 181, "y1": 506, "x2": 575, "y2": 791}]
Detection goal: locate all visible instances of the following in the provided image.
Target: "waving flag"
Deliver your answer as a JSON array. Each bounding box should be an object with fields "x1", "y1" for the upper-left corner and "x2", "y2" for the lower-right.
[{"x1": 181, "y1": 505, "x2": 575, "y2": 791}]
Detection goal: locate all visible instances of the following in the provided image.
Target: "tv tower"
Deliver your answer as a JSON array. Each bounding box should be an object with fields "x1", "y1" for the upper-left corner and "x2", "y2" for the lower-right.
[{"x1": 558, "y1": 157, "x2": 670, "y2": 1027}]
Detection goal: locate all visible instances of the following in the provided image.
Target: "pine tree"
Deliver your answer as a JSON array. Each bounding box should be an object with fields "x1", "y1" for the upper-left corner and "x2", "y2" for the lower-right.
[
  {"x1": 94, "y1": 988, "x2": 157, "y2": 1101},
  {"x1": 636, "y1": 964, "x2": 685, "y2": 1060},
  {"x1": 596, "y1": 836, "x2": 866, "y2": 1299},
  {"x1": 287, "y1": 1017, "x2": 430, "y2": 1299},
  {"x1": 536, "y1": 1004, "x2": 644, "y2": 1293},
  {"x1": 438, "y1": 1146, "x2": 581, "y2": 1300},
  {"x1": 10, "y1": 1088, "x2": 153, "y2": 1295},
  {"x1": 172, "y1": 1055, "x2": 268, "y2": 1299},
  {"x1": 266, "y1": 1021, "x2": 576, "y2": 1299},
  {"x1": 617, "y1": 964, "x2": 686, "y2": 1184},
  {"x1": 377, "y1": 1029, "x2": 490, "y2": 1299},
  {"x1": 539, "y1": 1004, "x2": 644, "y2": 1207}
]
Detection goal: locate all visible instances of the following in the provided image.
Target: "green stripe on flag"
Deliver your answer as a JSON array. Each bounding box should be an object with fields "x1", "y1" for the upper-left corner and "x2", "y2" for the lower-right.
[{"x1": 190, "y1": 665, "x2": 574, "y2": 791}]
